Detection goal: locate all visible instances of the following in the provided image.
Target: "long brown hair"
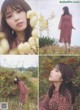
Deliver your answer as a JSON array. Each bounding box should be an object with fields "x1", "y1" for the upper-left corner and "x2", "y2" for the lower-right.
[
  {"x1": 48, "y1": 63, "x2": 75, "y2": 104},
  {"x1": 1, "y1": 0, "x2": 32, "y2": 48}
]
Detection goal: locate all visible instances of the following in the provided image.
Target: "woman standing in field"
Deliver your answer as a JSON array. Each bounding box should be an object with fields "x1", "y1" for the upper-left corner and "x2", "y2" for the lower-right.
[
  {"x1": 40, "y1": 63, "x2": 75, "y2": 110},
  {"x1": 1, "y1": 0, "x2": 32, "y2": 49},
  {"x1": 14, "y1": 77, "x2": 28, "y2": 110},
  {"x1": 58, "y1": 6, "x2": 75, "y2": 53}
]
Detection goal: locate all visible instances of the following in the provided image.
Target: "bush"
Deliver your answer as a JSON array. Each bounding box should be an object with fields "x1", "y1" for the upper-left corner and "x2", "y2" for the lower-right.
[{"x1": 39, "y1": 36, "x2": 58, "y2": 47}]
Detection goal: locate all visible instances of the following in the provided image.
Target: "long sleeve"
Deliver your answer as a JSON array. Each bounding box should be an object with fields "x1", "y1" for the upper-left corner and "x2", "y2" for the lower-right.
[
  {"x1": 70, "y1": 15, "x2": 75, "y2": 29},
  {"x1": 58, "y1": 91, "x2": 72, "y2": 110},
  {"x1": 19, "y1": 81, "x2": 28, "y2": 94},
  {"x1": 40, "y1": 94, "x2": 50, "y2": 110},
  {"x1": 58, "y1": 15, "x2": 63, "y2": 29}
]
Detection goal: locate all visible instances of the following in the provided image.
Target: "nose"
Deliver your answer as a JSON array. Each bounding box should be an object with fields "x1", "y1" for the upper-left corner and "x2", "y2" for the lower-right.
[{"x1": 13, "y1": 13, "x2": 19, "y2": 22}]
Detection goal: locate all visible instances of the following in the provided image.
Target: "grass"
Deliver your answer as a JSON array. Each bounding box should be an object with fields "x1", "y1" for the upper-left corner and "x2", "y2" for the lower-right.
[
  {"x1": 0, "y1": 98, "x2": 37, "y2": 110},
  {"x1": 39, "y1": 45, "x2": 80, "y2": 55}
]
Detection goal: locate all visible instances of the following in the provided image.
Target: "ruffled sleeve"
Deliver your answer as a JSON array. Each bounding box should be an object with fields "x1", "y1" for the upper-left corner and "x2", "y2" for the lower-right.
[
  {"x1": 39, "y1": 94, "x2": 50, "y2": 110},
  {"x1": 58, "y1": 90, "x2": 72, "y2": 110}
]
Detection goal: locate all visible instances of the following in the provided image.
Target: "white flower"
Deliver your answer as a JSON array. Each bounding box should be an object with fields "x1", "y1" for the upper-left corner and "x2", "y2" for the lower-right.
[
  {"x1": 0, "y1": 38, "x2": 10, "y2": 53},
  {"x1": 30, "y1": 16, "x2": 38, "y2": 28},
  {"x1": 28, "y1": 37, "x2": 36, "y2": 46},
  {"x1": 27, "y1": 10, "x2": 37, "y2": 19},
  {"x1": 0, "y1": 46, "x2": 5, "y2": 54},
  {"x1": 32, "y1": 29, "x2": 38, "y2": 38},
  {"x1": 18, "y1": 42, "x2": 31, "y2": 54},
  {"x1": 0, "y1": 32, "x2": 6, "y2": 39}
]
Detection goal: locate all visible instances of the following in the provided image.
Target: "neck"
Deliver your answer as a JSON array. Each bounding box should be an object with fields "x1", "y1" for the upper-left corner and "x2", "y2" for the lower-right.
[
  {"x1": 16, "y1": 31, "x2": 25, "y2": 41},
  {"x1": 53, "y1": 81, "x2": 62, "y2": 91}
]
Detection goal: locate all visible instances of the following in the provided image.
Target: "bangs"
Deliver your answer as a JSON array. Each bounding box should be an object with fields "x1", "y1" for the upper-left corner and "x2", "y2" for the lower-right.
[
  {"x1": 1, "y1": 0, "x2": 27, "y2": 17},
  {"x1": 55, "y1": 64, "x2": 60, "y2": 70},
  {"x1": 5, "y1": 5, "x2": 24, "y2": 16},
  {"x1": 5, "y1": 5, "x2": 23, "y2": 16}
]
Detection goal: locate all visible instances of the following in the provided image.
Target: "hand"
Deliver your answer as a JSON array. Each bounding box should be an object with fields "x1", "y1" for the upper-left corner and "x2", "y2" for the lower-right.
[{"x1": 72, "y1": 27, "x2": 76, "y2": 30}]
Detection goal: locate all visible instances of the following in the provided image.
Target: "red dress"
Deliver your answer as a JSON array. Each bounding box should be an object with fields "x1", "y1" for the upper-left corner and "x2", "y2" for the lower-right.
[
  {"x1": 58, "y1": 14, "x2": 73, "y2": 44},
  {"x1": 11, "y1": 37, "x2": 25, "y2": 49},
  {"x1": 18, "y1": 81, "x2": 28, "y2": 104},
  {"x1": 39, "y1": 90, "x2": 72, "y2": 110}
]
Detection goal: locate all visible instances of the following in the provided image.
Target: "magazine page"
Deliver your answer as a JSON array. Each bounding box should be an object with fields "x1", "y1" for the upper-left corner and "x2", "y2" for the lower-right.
[
  {"x1": 39, "y1": 0, "x2": 80, "y2": 55},
  {"x1": 0, "y1": 0, "x2": 38, "y2": 55},
  {"x1": 0, "y1": 55, "x2": 38, "y2": 110}
]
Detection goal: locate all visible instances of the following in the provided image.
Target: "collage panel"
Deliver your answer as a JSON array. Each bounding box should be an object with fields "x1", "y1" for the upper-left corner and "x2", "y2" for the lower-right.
[
  {"x1": 39, "y1": 56, "x2": 80, "y2": 110},
  {"x1": 0, "y1": 55, "x2": 38, "y2": 110},
  {"x1": 39, "y1": 0, "x2": 80, "y2": 55},
  {"x1": 0, "y1": 0, "x2": 38, "y2": 55}
]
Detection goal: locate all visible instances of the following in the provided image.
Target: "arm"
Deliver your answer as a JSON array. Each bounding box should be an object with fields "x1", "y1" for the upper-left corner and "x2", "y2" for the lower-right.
[
  {"x1": 60, "y1": 90, "x2": 72, "y2": 110},
  {"x1": 58, "y1": 15, "x2": 63, "y2": 30},
  {"x1": 70, "y1": 15, "x2": 75, "y2": 29},
  {"x1": 40, "y1": 94, "x2": 50, "y2": 110},
  {"x1": 19, "y1": 81, "x2": 25, "y2": 94}
]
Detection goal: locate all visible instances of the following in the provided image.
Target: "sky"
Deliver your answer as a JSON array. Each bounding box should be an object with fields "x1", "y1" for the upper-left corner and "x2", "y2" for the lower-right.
[
  {"x1": 0, "y1": 0, "x2": 80, "y2": 46},
  {"x1": 38, "y1": 0, "x2": 80, "y2": 46},
  {"x1": 0, "y1": 55, "x2": 38, "y2": 68}
]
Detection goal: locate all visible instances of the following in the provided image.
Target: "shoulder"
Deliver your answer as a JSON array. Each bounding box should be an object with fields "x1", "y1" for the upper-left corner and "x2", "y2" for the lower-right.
[
  {"x1": 69, "y1": 14, "x2": 72, "y2": 18},
  {"x1": 19, "y1": 81, "x2": 24, "y2": 85}
]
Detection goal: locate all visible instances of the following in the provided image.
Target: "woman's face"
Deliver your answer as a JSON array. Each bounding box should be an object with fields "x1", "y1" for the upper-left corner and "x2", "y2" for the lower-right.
[
  {"x1": 49, "y1": 65, "x2": 63, "y2": 82},
  {"x1": 5, "y1": 7, "x2": 27, "y2": 32}
]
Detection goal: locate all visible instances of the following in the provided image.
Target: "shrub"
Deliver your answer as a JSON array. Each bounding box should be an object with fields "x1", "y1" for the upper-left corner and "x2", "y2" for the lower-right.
[{"x1": 39, "y1": 36, "x2": 58, "y2": 47}]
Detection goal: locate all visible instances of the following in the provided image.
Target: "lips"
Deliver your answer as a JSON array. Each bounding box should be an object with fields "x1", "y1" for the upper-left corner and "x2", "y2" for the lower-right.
[{"x1": 16, "y1": 22, "x2": 24, "y2": 27}]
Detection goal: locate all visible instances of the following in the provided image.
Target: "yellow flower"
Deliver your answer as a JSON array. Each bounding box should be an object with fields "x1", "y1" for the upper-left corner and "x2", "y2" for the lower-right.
[
  {"x1": 0, "y1": 38, "x2": 10, "y2": 53},
  {"x1": 27, "y1": 10, "x2": 37, "y2": 19},
  {"x1": 30, "y1": 16, "x2": 38, "y2": 28},
  {"x1": 18, "y1": 42, "x2": 31, "y2": 54},
  {"x1": 0, "y1": 32, "x2": 6, "y2": 39},
  {"x1": 28, "y1": 37, "x2": 36, "y2": 46},
  {"x1": 32, "y1": 29, "x2": 38, "y2": 38}
]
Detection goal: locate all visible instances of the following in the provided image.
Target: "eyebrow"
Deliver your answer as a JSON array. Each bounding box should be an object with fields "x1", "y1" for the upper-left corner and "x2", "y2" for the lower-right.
[{"x1": 5, "y1": 5, "x2": 23, "y2": 15}]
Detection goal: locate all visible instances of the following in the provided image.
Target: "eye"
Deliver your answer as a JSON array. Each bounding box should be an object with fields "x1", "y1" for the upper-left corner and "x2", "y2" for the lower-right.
[
  {"x1": 6, "y1": 14, "x2": 12, "y2": 19},
  {"x1": 16, "y1": 9, "x2": 22, "y2": 13},
  {"x1": 55, "y1": 69, "x2": 59, "y2": 72}
]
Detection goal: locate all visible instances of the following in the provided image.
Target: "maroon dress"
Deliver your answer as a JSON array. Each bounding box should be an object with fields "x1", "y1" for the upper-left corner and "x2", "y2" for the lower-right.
[
  {"x1": 18, "y1": 81, "x2": 28, "y2": 104},
  {"x1": 58, "y1": 14, "x2": 73, "y2": 44},
  {"x1": 11, "y1": 37, "x2": 25, "y2": 49},
  {"x1": 39, "y1": 90, "x2": 72, "y2": 110}
]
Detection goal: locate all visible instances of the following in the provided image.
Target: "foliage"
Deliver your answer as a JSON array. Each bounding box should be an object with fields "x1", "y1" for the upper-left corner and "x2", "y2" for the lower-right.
[
  {"x1": 0, "y1": 67, "x2": 38, "y2": 110},
  {"x1": 39, "y1": 56, "x2": 80, "y2": 110},
  {"x1": 39, "y1": 45, "x2": 80, "y2": 55},
  {"x1": 39, "y1": 36, "x2": 58, "y2": 47}
]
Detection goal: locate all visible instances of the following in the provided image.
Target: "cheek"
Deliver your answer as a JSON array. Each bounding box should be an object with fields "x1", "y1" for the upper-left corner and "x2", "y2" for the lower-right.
[
  {"x1": 52, "y1": 73, "x2": 62, "y2": 80},
  {"x1": 23, "y1": 13, "x2": 27, "y2": 22},
  {"x1": 6, "y1": 19, "x2": 14, "y2": 29}
]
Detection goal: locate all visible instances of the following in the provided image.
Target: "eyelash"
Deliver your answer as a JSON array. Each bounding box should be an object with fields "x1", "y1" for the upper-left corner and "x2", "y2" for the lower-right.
[
  {"x1": 55, "y1": 69, "x2": 59, "y2": 72},
  {"x1": 6, "y1": 9, "x2": 22, "y2": 18},
  {"x1": 6, "y1": 15, "x2": 12, "y2": 19},
  {"x1": 53, "y1": 68, "x2": 59, "y2": 72}
]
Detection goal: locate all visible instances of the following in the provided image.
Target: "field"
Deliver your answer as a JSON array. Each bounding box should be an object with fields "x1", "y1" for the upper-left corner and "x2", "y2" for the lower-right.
[
  {"x1": 39, "y1": 45, "x2": 80, "y2": 55},
  {"x1": 39, "y1": 56, "x2": 80, "y2": 110},
  {"x1": 0, "y1": 67, "x2": 38, "y2": 110}
]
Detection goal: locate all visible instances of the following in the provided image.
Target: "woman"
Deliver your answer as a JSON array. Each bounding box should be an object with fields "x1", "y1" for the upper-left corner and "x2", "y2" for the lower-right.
[
  {"x1": 14, "y1": 77, "x2": 28, "y2": 110},
  {"x1": 1, "y1": 0, "x2": 32, "y2": 49},
  {"x1": 40, "y1": 63, "x2": 75, "y2": 110},
  {"x1": 58, "y1": 6, "x2": 75, "y2": 53}
]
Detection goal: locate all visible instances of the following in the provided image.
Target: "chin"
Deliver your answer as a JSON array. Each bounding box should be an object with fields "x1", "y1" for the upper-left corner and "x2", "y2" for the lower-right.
[
  {"x1": 49, "y1": 78, "x2": 53, "y2": 81},
  {"x1": 17, "y1": 25, "x2": 27, "y2": 31}
]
